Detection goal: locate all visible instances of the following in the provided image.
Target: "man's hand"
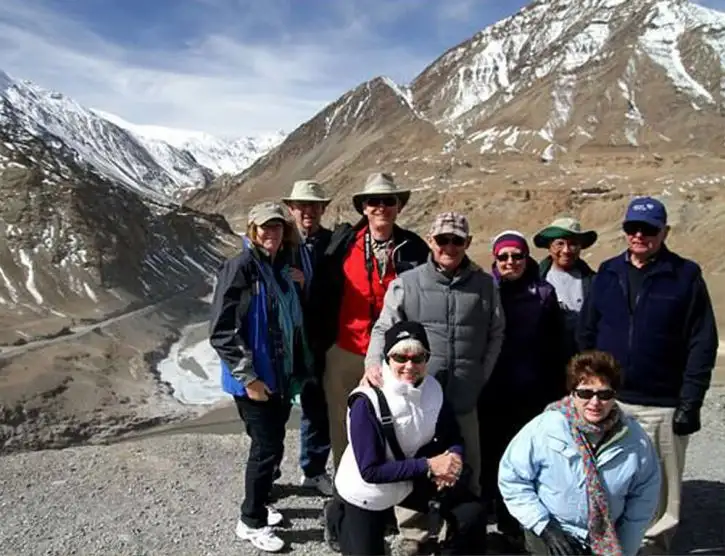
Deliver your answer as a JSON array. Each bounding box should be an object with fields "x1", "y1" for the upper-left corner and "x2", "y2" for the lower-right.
[
  {"x1": 246, "y1": 379, "x2": 272, "y2": 401},
  {"x1": 673, "y1": 402, "x2": 701, "y2": 436},
  {"x1": 360, "y1": 365, "x2": 383, "y2": 387}
]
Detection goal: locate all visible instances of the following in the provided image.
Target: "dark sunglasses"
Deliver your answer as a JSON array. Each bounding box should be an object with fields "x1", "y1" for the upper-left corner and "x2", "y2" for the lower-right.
[
  {"x1": 623, "y1": 222, "x2": 660, "y2": 237},
  {"x1": 434, "y1": 235, "x2": 466, "y2": 247},
  {"x1": 496, "y1": 252, "x2": 525, "y2": 262},
  {"x1": 574, "y1": 388, "x2": 616, "y2": 401},
  {"x1": 389, "y1": 353, "x2": 428, "y2": 364},
  {"x1": 365, "y1": 196, "x2": 398, "y2": 207}
]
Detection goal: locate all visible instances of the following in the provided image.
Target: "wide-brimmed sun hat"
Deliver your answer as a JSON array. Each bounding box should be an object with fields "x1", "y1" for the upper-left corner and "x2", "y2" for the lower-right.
[
  {"x1": 281, "y1": 180, "x2": 331, "y2": 205},
  {"x1": 533, "y1": 217, "x2": 598, "y2": 249},
  {"x1": 352, "y1": 172, "x2": 411, "y2": 215}
]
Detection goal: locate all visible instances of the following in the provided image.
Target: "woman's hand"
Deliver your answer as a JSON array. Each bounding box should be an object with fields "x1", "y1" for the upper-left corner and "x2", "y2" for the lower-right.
[
  {"x1": 289, "y1": 267, "x2": 305, "y2": 289},
  {"x1": 427, "y1": 451, "x2": 462, "y2": 478},
  {"x1": 433, "y1": 474, "x2": 458, "y2": 490},
  {"x1": 246, "y1": 379, "x2": 272, "y2": 401}
]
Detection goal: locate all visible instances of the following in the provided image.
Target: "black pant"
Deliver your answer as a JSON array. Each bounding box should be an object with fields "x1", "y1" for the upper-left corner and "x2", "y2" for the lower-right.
[
  {"x1": 234, "y1": 394, "x2": 291, "y2": 528},
  {"x1": 330, "y1": 478, "x2": 486, "y2": 555},
  {"x1": 478, "y1": 399, "x2": 543, "y2": 536}
]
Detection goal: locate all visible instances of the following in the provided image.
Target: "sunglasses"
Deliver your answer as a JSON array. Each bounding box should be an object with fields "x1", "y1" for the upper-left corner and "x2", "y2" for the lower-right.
[
  {"x1": 623, "y1": 222, "x2": 661, "y2": 237},
  {"x1": 389, "y1": 353, "x2": 428, "y2": 364},
  {"x1": 574, "y1": 388, "x2": 616, "y2": 401},
  {"x1": 496, "y1": 252, "x2": 525, "y2": 262},
  {"x1": 365, "y1": 196, "x2": 398, "y2": 208},
  {"x1": 434, "y1": 235, "x2": 466, "y2": 247}
]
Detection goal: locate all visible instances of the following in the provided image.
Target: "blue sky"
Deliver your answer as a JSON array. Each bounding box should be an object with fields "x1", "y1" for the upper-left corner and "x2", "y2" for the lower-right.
[{"x1": 0, "y1": 0, "x2": 723, "y2": 138}]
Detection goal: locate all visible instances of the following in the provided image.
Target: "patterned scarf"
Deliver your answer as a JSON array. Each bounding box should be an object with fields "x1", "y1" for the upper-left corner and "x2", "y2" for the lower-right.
[
  {"x1": 546, "y1": 395, "x2": 624, "y2": 556},
  {"x1": 372, "y1": 237, "x2": 394, "y2": 280}
]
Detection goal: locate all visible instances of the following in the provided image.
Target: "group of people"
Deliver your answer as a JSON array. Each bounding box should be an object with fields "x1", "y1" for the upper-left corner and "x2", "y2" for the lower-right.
[{"x1": 208, "y1": 172, "x2": 719, "y2": 555}]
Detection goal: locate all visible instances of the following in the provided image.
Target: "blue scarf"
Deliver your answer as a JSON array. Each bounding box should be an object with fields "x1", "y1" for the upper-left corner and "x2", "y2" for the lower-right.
[{"x1": 245, "y1": 238, "x2": 313, "y2": 385}]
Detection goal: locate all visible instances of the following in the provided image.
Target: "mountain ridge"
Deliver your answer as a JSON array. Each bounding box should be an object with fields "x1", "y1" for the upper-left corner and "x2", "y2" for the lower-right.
[{"x1": 0, "y1": 69, "x2": 283, "y2": 202}]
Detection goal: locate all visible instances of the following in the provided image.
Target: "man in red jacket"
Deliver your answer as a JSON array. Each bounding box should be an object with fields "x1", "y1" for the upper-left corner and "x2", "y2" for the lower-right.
[{"x1": 308, "y1": 172, "x2": 429, "y2": 469}]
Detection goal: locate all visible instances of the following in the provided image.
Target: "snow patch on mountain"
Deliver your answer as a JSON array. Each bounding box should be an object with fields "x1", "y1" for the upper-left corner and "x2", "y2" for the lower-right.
[{"x1": 94, "y1": 110, "x2": 286, "y2": 176}]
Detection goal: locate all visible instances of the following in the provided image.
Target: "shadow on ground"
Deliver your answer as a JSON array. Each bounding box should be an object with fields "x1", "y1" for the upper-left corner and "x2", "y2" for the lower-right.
[{"x1": 672, "y1": 480, "x2": 725, "y2": 555}]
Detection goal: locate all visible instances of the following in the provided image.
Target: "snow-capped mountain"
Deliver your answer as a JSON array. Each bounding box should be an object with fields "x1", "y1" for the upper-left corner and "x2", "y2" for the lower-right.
[
  {"x1": 94, "y1": 110, "x2": 286, "y2": 177},
  {"x1": 0, "y1": 69, "x2": 283, "y2": 203},
  {"x1": 189, "y1": 0, "x2": 725, "y2": 217},
  {"x1": 412, "y1": 0, "x2": 725, "y2": 157}
]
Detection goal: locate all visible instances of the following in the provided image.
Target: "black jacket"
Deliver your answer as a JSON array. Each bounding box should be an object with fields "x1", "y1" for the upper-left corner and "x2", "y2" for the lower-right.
[{"x1": 308, "y1": 218, "x2": 430, "y2": 358}]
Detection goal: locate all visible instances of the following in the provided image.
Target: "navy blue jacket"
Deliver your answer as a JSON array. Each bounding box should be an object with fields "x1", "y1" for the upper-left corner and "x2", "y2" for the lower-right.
[{"x1": 578, "y1": 248, "x2": 718, "y2": 408}]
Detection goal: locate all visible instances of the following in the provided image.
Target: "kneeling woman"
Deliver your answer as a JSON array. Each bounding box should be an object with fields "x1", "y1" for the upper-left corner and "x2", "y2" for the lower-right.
[
  {"x1": 329, "y1": 321, "x2": 485, "y2": 555},
  {"x1": 498, "y1": 351, "x2": 661, "y2": 556}
]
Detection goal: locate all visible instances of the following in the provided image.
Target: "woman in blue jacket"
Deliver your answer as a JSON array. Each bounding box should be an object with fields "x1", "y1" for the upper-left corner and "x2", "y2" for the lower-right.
[
  {"x1": 498, "y1": 351, "x2": 661, "y2": 556},
  {"x1": 209, "y1": 201, "x2": 313, "y2": 553}
]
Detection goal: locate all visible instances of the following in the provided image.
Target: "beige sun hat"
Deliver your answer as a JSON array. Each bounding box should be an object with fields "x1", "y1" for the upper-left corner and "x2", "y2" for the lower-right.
[
  {"x1": 281, "y1": 180, "x2": 331, "y2": 205},
  {"x1": 533, "y1": 217, "x2": 598, "y2": 249},
  {"x1": 352, "y1": 172, "x2": 411, "y2": 215}
]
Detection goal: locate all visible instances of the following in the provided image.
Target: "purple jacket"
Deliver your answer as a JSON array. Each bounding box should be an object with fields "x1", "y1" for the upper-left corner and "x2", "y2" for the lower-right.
[
  {"x1": 348, "y1": 395, "x2": 464, "y2": 484},
  {"x1": 482, "y1": 258, "x2": 567, "y2": 406}
]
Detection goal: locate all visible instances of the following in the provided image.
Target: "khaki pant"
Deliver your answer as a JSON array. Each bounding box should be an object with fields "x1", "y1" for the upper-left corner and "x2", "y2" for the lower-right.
[
  {"x1": 323, "y1": 343, "x2": 365, "y2": 470},
  {"x1": 618, "y1": 402, "x2": 689, "y2": 555},
  {"x1": 397, "y1": 410, "x2": 482, "y2": 542}
]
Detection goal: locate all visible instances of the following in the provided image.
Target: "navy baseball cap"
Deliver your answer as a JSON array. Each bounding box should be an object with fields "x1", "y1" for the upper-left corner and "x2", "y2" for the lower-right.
[{"x1": 623, "y1": 197, "x2": 667, "y2": 229}]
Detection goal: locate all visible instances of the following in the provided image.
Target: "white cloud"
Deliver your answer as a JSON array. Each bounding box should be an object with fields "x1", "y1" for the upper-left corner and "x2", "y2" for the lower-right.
[{"x1": 0, "y1": 0, "x2": 440, "y2": 138}]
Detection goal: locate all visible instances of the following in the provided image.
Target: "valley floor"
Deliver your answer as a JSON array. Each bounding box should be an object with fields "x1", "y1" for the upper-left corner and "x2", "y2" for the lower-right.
[{"x1": 1, "y1": 387, "x2": 724, "y2": 556}]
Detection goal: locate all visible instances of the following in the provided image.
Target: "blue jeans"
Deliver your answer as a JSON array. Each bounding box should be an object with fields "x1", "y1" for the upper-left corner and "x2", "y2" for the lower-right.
[{"x1": 299, "y1": 379, "x2": 331, "y2": 478}]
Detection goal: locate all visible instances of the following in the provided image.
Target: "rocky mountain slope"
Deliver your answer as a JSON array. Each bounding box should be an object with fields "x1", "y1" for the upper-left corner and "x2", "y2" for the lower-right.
[
  {"x1": 0, "y1": 100, "x2": 236, "y2": 344},
  {"x1": 1, "y1": 70, "x2": 284, "y2": 203},
  {"x1": 188, "y1": 0, "x2": 725, "y2": 234}
]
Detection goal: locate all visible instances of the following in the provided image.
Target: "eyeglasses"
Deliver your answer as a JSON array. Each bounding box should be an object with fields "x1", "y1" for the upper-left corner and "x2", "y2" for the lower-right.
[
  {"x1": 389, "y1": 353, "x2": 428, "y2": 364},
  {"x1": 573, "y1": 388, "x2": 616, "y2": 401},
  {"x1": 623, "y1": 222, "x2": 661, "y2": 237},
  {"x1": 434, "y1": 235, "x2": 466, "y2": 247},
  {"x1": 365, "y1": 196, "x2": 398, "y2": 208},
  {"x1": 496, "y1": 252, "x2": 525, "y2": 262}
]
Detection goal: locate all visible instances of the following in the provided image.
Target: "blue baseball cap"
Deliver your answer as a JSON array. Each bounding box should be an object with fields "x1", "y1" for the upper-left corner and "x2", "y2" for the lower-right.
[{"x1": 623, "y1": 196, "x2": 667, "y2": 229}]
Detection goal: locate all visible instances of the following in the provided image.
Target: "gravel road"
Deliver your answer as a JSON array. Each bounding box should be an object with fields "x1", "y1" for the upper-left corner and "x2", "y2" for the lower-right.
[{"x1": 2, "y1": 387, "x2": 724, "y2": 555}]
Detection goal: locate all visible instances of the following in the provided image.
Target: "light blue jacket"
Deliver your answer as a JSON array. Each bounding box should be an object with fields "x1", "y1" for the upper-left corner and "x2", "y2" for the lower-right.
[{"x1": 498, "y1": 409, "x2": 661, "y2": 556}]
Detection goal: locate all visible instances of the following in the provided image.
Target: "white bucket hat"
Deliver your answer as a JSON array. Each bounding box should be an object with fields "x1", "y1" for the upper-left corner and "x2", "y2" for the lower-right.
[
  {"x1": 352, "y1": 172, "x2": 411, "y2": 215},
  {"x1": 282, "y1": 180, "x2": 331, "y2": 205}
]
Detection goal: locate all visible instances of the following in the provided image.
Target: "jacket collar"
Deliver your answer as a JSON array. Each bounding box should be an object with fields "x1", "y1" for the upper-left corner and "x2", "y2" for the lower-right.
[
  {"x1": 426, "y1": 255, "x2": 474, "y2": 284},
  {"x1": 353, "y1": 217, "x2": 411, "y2": 246},
  {"x1": 607, "y1": 245, "x2": 676, "y2": 278}
]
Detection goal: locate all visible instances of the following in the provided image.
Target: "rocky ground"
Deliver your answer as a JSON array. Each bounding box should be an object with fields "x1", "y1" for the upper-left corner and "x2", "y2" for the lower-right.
[{"x1": 1, "y1": 387, "x2": 724, "y2": 556}]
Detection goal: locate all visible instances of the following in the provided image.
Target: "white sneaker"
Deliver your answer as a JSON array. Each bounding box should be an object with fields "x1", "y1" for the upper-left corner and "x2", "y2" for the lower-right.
[
  {"x1": 235, "y1": 521, "x2": 285, "y2": 552},
  {"x1": 300, "y1": 473, "x2": 334, "y2": 496},
  {"x1": 266, "y1": 506, "x2": 283, "y2": 526}
]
